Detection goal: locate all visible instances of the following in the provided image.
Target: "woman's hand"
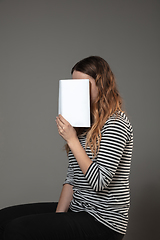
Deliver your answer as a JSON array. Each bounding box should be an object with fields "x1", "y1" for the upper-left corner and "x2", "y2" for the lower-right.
[
  {"x1": 56, "y1": 114, "x2": 92, "y2": 175},
  {"x1": 56, "y1": 114, "x2": 77, "y2": 143}
]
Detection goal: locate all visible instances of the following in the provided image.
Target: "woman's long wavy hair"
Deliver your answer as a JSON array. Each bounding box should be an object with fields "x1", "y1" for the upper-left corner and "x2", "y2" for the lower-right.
[{"x1": 65, "y1": 56, "x2": 123, "y2": 158}]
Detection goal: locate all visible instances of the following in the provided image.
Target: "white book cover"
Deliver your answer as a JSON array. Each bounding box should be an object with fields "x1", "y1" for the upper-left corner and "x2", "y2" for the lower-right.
[{"x1": 58, "y1": 79, "x2": 90, "y2": 127}]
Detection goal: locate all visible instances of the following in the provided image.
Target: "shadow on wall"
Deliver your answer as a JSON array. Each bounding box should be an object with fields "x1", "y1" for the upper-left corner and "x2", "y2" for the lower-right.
[{"x1": 125, "y1": 184, "x2": 160, "y2": 240}]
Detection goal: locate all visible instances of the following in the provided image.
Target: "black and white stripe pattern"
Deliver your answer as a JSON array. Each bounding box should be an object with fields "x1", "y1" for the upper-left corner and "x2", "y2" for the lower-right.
[{"x1": 64, "y1": 111, "x2": 133, "y2": 235}]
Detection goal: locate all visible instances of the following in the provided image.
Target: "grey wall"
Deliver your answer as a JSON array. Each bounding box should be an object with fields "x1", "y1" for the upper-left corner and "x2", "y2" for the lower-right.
[{"x1": 0, "y1": 0, "x2": 160, "y2": 239}]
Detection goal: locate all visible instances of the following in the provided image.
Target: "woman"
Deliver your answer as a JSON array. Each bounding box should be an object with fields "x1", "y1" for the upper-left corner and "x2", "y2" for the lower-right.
[{"x1": 0, "y1": 56, "x2": 133, "y2": 240}]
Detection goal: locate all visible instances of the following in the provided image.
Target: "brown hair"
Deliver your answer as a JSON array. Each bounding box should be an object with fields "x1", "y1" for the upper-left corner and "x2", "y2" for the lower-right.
[{"x1": 66, "y1": 56, "x2": 123, "y2": 157}]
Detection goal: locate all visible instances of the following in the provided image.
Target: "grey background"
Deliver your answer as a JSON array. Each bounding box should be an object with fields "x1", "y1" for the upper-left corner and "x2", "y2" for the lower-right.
[{"x1": 0, "y1": 0, "x2": 160, "y2": 239}]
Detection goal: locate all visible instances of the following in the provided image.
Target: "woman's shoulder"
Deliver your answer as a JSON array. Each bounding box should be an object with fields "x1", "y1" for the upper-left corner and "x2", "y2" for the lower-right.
[{"x1": 101, "y1": 111, "x2": 133, "y2": 138}]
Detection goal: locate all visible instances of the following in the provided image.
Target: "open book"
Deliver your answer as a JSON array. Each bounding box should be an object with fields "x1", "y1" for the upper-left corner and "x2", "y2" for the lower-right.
[{"x1": 58, "y1": 79, "x2": 90, "y2": 127}]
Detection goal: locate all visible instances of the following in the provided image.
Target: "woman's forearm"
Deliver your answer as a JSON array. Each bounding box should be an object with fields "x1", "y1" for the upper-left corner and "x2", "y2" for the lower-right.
[
  {"x1": 56, "y1": 184, "x2": 73, "y2": 212},
  {"x1": 67, "y1": 137, "x2": 92, "y2": 175}
]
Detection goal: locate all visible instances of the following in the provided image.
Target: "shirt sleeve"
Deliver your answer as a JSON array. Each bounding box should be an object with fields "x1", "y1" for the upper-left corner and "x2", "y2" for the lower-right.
[
  {"x1": 63, "y1": 161, "x2": 74, "y2": 186},
  {"x1": 85, "y1": 118, "x2": 129, "y2": 192}
]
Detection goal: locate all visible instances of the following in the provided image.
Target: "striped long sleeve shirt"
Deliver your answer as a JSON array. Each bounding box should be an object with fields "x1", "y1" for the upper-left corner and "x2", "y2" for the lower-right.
[{"x1": 64, "y1": 111, "x2": 133, "y2": 235}]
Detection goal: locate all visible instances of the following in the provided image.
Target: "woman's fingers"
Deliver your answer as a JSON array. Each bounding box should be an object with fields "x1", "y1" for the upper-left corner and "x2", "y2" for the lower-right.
[
  {"x1": 56, "y1": 115, "x2": 71, "y2": 131},
  {"x1": 56, "y1": 115, "x2": 77, "y2": 142},
  {"x1": 56, "y1": 117, "x2": 63, "y2": 129},
  {"x1": 58, "y1": 114, "x2": 70, "y2": 125},
  {"x1": 56, "y1": 115, "x2": 69, "y2": 136}
]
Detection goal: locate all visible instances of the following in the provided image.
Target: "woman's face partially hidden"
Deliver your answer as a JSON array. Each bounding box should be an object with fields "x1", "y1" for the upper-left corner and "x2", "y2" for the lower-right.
[{"x1": 72, "y1": 70, "x2": 98, "y2": 104}]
